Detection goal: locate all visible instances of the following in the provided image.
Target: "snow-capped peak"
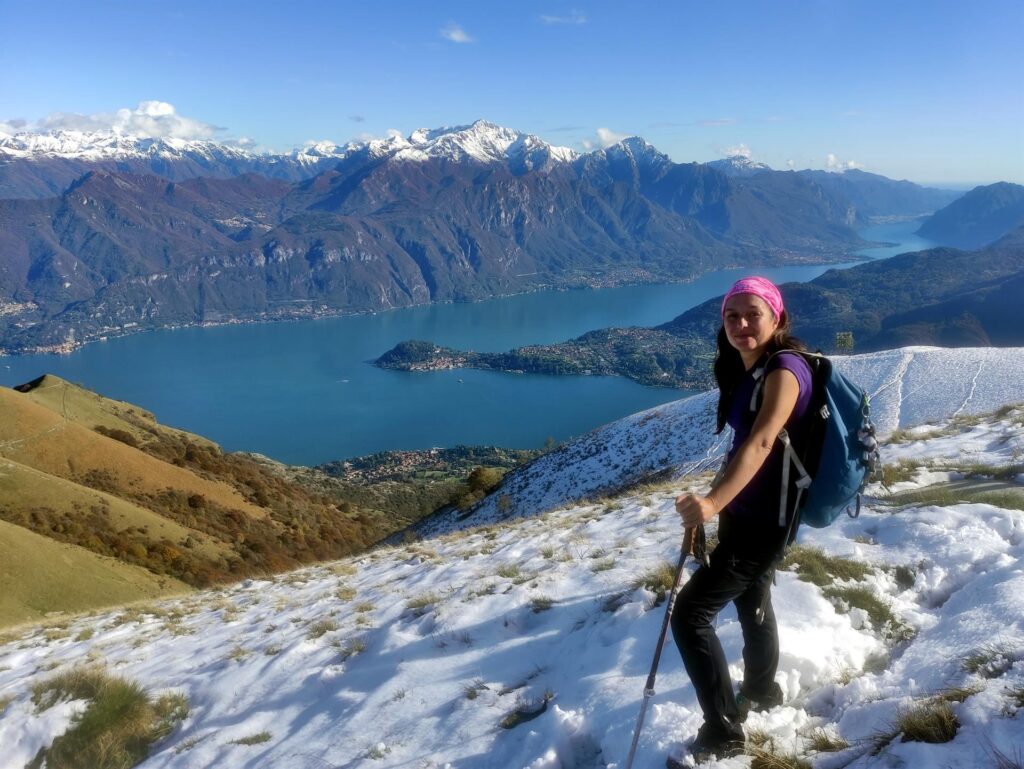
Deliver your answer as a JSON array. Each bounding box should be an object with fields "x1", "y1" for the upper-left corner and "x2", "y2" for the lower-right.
[
  {"x1": 707, "y1": 155, "x2": 772, "y2": 177},
  {"x1": 0, "y1": 128, "x2": 260, "y2": 162},
  {"x1": 394, "y1": 119, "x2": 578, "y2": 167},
  {"x1": 602, "y1": 136, "x2": 671, "y2": 166}
]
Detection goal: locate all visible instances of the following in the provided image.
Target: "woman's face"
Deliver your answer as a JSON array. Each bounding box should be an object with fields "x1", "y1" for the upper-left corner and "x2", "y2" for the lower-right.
[{"x1": 722, "y1": 293, "x2": 780, "y2": 356}]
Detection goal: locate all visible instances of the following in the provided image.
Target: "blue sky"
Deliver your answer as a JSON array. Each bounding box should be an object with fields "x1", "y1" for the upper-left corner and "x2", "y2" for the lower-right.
[{"x1": 2, "y1": 0, "x2": 1021, "y2": 185}]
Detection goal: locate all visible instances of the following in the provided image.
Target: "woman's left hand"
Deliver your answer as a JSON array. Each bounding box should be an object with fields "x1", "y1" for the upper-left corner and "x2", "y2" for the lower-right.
[{"x1": 675, "y1": 493, "x2": 719, "y2": 529}]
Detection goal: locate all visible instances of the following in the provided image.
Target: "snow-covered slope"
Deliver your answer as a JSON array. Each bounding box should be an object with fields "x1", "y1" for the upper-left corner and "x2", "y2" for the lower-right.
[
  {"x1": 442, "y1": 347, "x2": 1024, "y2": 532},
  {"x1": 1, "y1": 401, "x2": 1021, "y2": 768}
]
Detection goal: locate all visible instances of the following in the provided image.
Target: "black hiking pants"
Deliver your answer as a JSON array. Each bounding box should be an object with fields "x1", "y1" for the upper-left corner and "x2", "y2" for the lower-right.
[{"x1": 670, "y1": 524, "x2": 780, "y2": 739}]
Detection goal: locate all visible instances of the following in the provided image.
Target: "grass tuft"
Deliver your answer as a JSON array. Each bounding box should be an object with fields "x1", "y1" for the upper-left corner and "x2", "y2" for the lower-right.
[
  {"x1": 963, "y1": 644, "x2": 1015, "y2": 679},
  {"x1": 499, "y1": 690, "x2": 554, "y2": 729},
  {"x1": 822, "y1": 585, "x2": 914, "y2": 642},
  {"x1": 895, "y1": 700, "x2": 959, "y2": 744},
  {"x1": 405, "y1": 593, "x2": 439, "y2": 614},
  {"x1": 782, "y1": 546, "x2": 871, "y2": 587},
  {"x1": 338, "y1": 638, "x2": 366, "y2": 661},
  {"x1": 530, "y1": 596, "x2": 555, "y2": 613},
  {"x1": 807, "y1": 727, "x2": 848, "y2": 753},
  {"x1": 1010, "y1": 685, "x2": 1024, "y2": 709},
  {"x1": 306, "y1": 619, "x2": 338, "y2": 639},
  {"x1": 984, "y1": 739, "x2": 1024, "y2": 769},
  {"x1": 230, "y1": 730, "x2": 272, "y2": 746},
  {"x1": 496, "y1": 564, "x2": 521, "y2": 579},
  {"x1": 632, "y1": 560, "x2": 678, "y2": 603},
  {"x1": 334, "y1": 586, "x2": 357, "y2": 601},
  {"x1": 462, "y1": 678, "x2": 489, "y2": 700},
  {"x1": 747, "y1": 744, "x2": 812, "y2": 769},
  {"x1": 28, "y1": 667, "x2": 188, "y2": 769},
  {"x1": 893, "y1": 565, "x2": 916, "y2": 591},
  {"x1": 938, "y1": 685, "x2": 983, "y2": 703}
]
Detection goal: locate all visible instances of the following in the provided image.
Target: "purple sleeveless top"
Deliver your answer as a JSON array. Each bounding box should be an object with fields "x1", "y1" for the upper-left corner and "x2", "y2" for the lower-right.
[{"x1": 724, "y1": 351, "x2": 813, "y2": 521}]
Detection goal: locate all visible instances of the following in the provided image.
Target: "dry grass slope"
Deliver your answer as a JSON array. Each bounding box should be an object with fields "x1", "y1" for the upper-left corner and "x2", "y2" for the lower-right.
[
  {"x1": 0, "y1": 376, "x2": 403, "y2": 625},
  {"x1": 0, "y1": 519, "x2": 188, "y2": 627}
]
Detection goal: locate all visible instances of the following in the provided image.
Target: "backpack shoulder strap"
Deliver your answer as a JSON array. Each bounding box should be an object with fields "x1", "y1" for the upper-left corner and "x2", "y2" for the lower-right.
[{"x1": 750, "y1": 349, "x2": 820, "y2": 412}]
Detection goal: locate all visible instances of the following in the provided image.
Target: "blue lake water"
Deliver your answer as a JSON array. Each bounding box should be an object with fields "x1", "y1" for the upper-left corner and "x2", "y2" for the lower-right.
[{"x1": 0, "y1": 221, "x2": 933, "y2": 465}]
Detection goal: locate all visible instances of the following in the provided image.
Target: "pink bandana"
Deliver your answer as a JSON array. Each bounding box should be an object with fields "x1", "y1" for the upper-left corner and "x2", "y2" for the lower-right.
[{"x1": 721, "y1": 276, "x2": 784, "y2": 320}]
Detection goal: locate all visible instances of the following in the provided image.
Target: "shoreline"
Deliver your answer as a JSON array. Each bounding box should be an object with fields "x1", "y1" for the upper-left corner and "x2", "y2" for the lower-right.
[{"x1": 0, "y1": 251, "x2": 865, "y2": 359}]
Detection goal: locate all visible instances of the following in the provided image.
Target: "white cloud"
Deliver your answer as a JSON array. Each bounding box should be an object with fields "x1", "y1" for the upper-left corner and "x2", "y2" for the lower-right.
[
  {"x1": 540, "y1": 10, "x2": 587, "y2": 24},
  {"x1": 826, "y1": 152, "x2": 864, "y2": 171},
  {"x1": 440, "y1": 22, "x2": 475, "y2": 43},
  {"x1": 352, "y1": 129, "x2": 404, "y2": 144},
  {"x1": 23, "y1": 101, "x2": 219, "y2": 140},
  {"x1": 721, "y1": 143, "x2": 752, "y2": 159},
  {"x1": 596, "y1": 127, "x2": 629, "y2": 148},
  {"x1": 787, "y1": 159, "x2": 796, "y2": 170},
  {"x1": 0, "y1": 118, "x2": 27, "y2": 135}
]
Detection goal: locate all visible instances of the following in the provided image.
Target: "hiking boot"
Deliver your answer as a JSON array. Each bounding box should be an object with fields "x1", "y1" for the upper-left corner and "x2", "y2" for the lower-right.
[
  {"x1": 735, "y1": 681, "x2": 784, "y2": 723},
  {"x1": 688, "y1": 722, "x2": 745, "y2": 763}
]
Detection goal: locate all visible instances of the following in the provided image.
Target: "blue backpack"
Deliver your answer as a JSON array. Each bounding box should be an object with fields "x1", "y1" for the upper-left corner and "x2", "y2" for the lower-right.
[{"x1": 752, "y1": 351, "x2": 879, "y2": 536}]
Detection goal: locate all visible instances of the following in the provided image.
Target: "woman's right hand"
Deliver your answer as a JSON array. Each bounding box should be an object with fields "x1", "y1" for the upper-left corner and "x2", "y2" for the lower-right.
[{"x1": 675, "y1": 493, "x2": 719, "y2": 529}]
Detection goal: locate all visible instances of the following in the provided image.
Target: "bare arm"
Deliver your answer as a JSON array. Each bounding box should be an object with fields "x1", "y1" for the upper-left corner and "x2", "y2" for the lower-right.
[{"x1": 676, "y1": 368, "x2": 800, "y2": 528}]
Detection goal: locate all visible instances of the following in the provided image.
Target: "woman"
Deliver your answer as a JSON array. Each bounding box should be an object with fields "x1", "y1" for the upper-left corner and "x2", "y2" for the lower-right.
[{"x1": 671, "y1": 276, "x2": 813, "y2": 763}]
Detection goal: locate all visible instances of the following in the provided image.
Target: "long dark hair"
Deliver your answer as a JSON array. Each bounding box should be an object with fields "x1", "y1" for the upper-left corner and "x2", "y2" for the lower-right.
[{"x1": 714, "y1": 309, "x2": 807, "y2": 433}]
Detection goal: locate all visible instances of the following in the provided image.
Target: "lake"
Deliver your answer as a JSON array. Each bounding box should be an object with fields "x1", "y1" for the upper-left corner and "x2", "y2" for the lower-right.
[{"x1": 0, "y1": 221, "x2": 932, "y2": 465}]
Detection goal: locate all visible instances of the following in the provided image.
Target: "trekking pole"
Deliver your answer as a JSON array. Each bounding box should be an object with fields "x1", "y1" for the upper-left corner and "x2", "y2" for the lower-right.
[{"x1": 623, "y1": 526, "x2": 698, "y2": 769}]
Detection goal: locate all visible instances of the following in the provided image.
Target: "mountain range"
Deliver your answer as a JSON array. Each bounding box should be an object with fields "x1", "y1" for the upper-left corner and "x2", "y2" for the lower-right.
[{"x1": 0, "y1": 121, "x2": 960, "y2": 353}]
